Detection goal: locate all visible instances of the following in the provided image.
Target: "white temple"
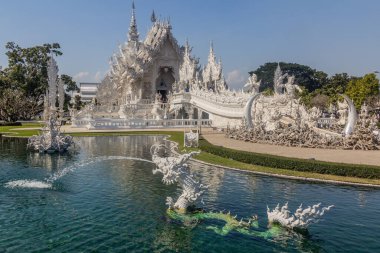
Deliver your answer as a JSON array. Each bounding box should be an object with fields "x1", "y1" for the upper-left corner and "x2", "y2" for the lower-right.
[
  {"x1": 72, "y1": 3, "x2": 238, "y2": 128},
  {"x1": 71, "y1": 2, "x2": 379, "y2": 147}
]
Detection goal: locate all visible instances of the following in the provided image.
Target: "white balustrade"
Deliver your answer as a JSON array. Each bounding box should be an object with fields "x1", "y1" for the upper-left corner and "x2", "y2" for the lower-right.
[{"x1": 72, "y1": 118, "x2": 212, "y2": 129}]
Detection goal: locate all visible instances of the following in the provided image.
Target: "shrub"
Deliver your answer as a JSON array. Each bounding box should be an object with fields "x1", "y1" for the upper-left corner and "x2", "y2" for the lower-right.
[
  {"x1": 0, "y1": 122, "x2": 22, "y2": 126},
  {"x1": 199, "y1": 139, "x2": 380, "y2": 179}
]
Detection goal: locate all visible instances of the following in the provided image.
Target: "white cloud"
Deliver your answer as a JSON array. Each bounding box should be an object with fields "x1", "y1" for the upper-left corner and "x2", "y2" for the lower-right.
[
  {"x1": 226, "y1": 69, "x2": 246, "y2": 89},
  {"x1": 94, "y1": 71, "x2": 105, "y2": 82},
  {"x1": 73, "y1": 71, "x2": 107, "y2": 83},
  {"x1": 73, "y1": 71, "x2": 90, "y2": 82}
]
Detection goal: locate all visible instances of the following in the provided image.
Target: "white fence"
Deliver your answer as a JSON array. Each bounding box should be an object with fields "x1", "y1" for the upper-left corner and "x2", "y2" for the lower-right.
[{"x1": 72, "y1": 118, "x2": 212, "y2": 129}]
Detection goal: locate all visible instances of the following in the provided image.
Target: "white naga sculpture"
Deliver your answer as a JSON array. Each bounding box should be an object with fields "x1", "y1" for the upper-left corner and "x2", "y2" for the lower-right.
[
  {"x1": 342, "y1": 94, "x2": 358, "y2": 136},
  {"x1": 267, "y1": 203, "x2": 334, "y2": 229},
  {"x1": 150, "y1": 144, "x2": 207, "y2": 212},
  {"x1": 27, "y1": 56, "x2": 74, "y2": 153},
  {"x1": 243, "y1": 93, "x2": 261, "y2": 129},
  {"x1": 150, "y1": 145, "x2": 334, "y2": 232}
]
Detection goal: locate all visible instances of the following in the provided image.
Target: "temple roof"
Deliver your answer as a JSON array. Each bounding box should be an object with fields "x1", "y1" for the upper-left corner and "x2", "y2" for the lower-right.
[{"x1": 138, "y1": 21, "x2": 181, "y2": 64}]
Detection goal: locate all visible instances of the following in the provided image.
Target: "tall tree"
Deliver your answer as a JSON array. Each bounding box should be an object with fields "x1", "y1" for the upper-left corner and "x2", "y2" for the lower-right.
[
  {"x1": 3, "y1": 42, "x2": 62, "y2": 97},
  {"x1": 345, "y1": 73, "x2": 379, "y2": 109},
  {"x1": 250, "y1": 62, "x2": 327, "y2": 92},
  {"x1": 320, "y1": 73, "x2": 351, "y2": 103},
  {"x1": 0, "y1": 42, "x2": 73, "y2": 122}
]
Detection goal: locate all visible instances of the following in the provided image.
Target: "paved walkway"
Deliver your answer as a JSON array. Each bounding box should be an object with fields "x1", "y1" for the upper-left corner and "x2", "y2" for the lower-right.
[{"x1": 202, "y1": 131, "x2": 380, "y2": 166}]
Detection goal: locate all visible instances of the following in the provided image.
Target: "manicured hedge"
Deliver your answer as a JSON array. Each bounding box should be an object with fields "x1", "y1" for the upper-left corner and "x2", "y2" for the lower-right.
[
  {"x1": 199, "y1": 139, "x2": 380, "y2": 179},
  {"x1": 0, "y1": 122, "x2": 22, "y2": 126}
]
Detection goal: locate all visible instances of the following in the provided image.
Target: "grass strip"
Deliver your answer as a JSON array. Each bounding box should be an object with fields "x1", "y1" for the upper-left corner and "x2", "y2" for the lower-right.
[
  {"x1": 194, "y1": 152, "x2": 380, "y2": 186},
  {"x1": 198, "y1": 138, "x2": 380, "y2": 179}
]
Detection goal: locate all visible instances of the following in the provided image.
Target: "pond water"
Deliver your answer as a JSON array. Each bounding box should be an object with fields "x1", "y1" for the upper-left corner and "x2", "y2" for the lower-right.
[{"x1": 0, "y1": 136, "x2": 379, "y2": 252}]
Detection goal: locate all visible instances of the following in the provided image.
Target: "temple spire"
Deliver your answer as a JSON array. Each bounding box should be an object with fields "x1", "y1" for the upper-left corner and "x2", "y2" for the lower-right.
[
  {"x1": 128, "y1": 1, "x2": 139, "y2": 43},
  {"x1": 208, "y1": 41, "x2": 215, "y2": 63},
  {"x1": 151, "y1": 10, "x2": 156, "y2": 23}
]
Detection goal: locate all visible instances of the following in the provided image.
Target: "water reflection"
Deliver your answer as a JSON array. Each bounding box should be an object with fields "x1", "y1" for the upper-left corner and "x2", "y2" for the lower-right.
[
  {"x1": 153, "y1": 223, "x2": 194, "y2": 253},
  {"x1": 27, "y1": 152, "x2": 68, "y2": 172},
  {"x1": 190, "y1": 162, "x2": 225, "y2": 204},
  {"x1": 1, "y1": 135, "x2": 380, "y2": 252}
]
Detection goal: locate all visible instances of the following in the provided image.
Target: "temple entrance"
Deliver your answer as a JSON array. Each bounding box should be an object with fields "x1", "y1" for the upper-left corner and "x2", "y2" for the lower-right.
[{"x1": 155, "y1": 67, "x2": 175, "y2": 103}]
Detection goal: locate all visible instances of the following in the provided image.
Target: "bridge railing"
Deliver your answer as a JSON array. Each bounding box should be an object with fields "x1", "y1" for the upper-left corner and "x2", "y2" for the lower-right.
[{"x1": 72, "y1": 118, "x2": 212, "y2": 129}]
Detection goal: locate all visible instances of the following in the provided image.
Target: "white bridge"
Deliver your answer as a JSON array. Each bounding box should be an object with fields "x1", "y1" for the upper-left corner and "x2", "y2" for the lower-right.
[{"x1": 72, "y1": 90, "x2": 248, "y2": 129}]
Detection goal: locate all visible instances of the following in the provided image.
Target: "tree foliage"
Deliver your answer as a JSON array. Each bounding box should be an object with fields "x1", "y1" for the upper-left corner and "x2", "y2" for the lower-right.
[
  {"x1": 319, "y1": 73, "x2": 351, "y2": 103},
  {"x1": 61, "y1": 74, "x2": 79, "y2": 93},
  {"x1": 345, "y1": 73, "x2": 379, "y2": 109},
  {"x1": 1, "y1": 42, "x2": 62, "y2": 96},
  {"x1": 0, "y1": 88, "x2": 42, "y2": 122},
  {"x1": 0, "y1": 42, "x2": 74, "y2": 122},
  {"x1": 250, "y1": 62, "x2": 327, "y2": 92}
]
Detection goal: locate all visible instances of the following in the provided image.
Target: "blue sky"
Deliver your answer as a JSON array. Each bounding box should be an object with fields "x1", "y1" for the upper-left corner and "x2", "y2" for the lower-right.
[{"x1": 0, "y1": 0, "x2": 379, "y2": 89}]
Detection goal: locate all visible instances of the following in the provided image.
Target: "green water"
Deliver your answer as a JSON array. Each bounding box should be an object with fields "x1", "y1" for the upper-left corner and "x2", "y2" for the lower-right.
[{"x1": 1, "y1": 136, "x2": 379, "y2": 252}]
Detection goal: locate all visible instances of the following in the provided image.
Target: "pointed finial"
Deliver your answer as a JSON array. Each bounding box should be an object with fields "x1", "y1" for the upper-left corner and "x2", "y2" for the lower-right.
[
  {"x1": 209, "y1": 41, "x2": 215, "y2": 58},
  {"x1": 151, "y1": 10, "x2": 156, "y2": 23},
  {"x1": 128, "y1": 0, "x2": 139, "y2": 43}
]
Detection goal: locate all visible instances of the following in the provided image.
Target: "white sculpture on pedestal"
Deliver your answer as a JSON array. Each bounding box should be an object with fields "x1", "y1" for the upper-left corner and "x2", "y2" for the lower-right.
[
  {"x1": 184, "y1": 130, "x2": 199, "y2": 147},
  {"x1": 27, "y1": 56, "x2": 73, "y2": 153}
]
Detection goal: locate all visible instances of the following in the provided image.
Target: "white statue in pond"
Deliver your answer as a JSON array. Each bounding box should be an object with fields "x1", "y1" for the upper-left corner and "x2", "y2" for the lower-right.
[
  {"x1": 267, "y1": 202, "x2": 334, "y2": 229},
  {"x1": 151, "y1": 144, "x2": 207, "y2": 212},
  {"x1": 28, "y1": 56, "x2": 74, "y2": 153}
]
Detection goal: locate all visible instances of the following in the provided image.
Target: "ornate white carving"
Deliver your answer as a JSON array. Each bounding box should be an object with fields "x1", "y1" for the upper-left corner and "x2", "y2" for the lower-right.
[
  {"x1": 342, "y1": 94, "x2": 358, "y2": 136},
  {"x1": 28, "y1": 57, "x2": 74, "y2": 153},
  {"x1": 243, "y1": 73, "x2": 261, "y2": 93},
  {"x1": 184, "y1": 131, "x2": 199, "y2": 147},
  {"x1": 267, "y1": 203, "x2": 334, "y2": 229},
  {"x1": 284, "y1": 75, "x2": 302, "y2": 98},
  {"x1": 273, "y1": 63, "x2": 287, "y2": 95},
  {"x1": 178, "y1": 40, "x2": 199, "y2": 90},
  {"x1": 151, "y1": 144, "x2": 207, "y2": 211},
  {"x1": 202, "y1": 42, "x2": 227, "y2": 92}
]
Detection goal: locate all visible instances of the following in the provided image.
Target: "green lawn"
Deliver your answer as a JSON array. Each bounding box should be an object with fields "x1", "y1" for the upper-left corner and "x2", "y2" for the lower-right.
[{"x1": 0, "y1": 123, "x2": 42, "y2": 137}]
